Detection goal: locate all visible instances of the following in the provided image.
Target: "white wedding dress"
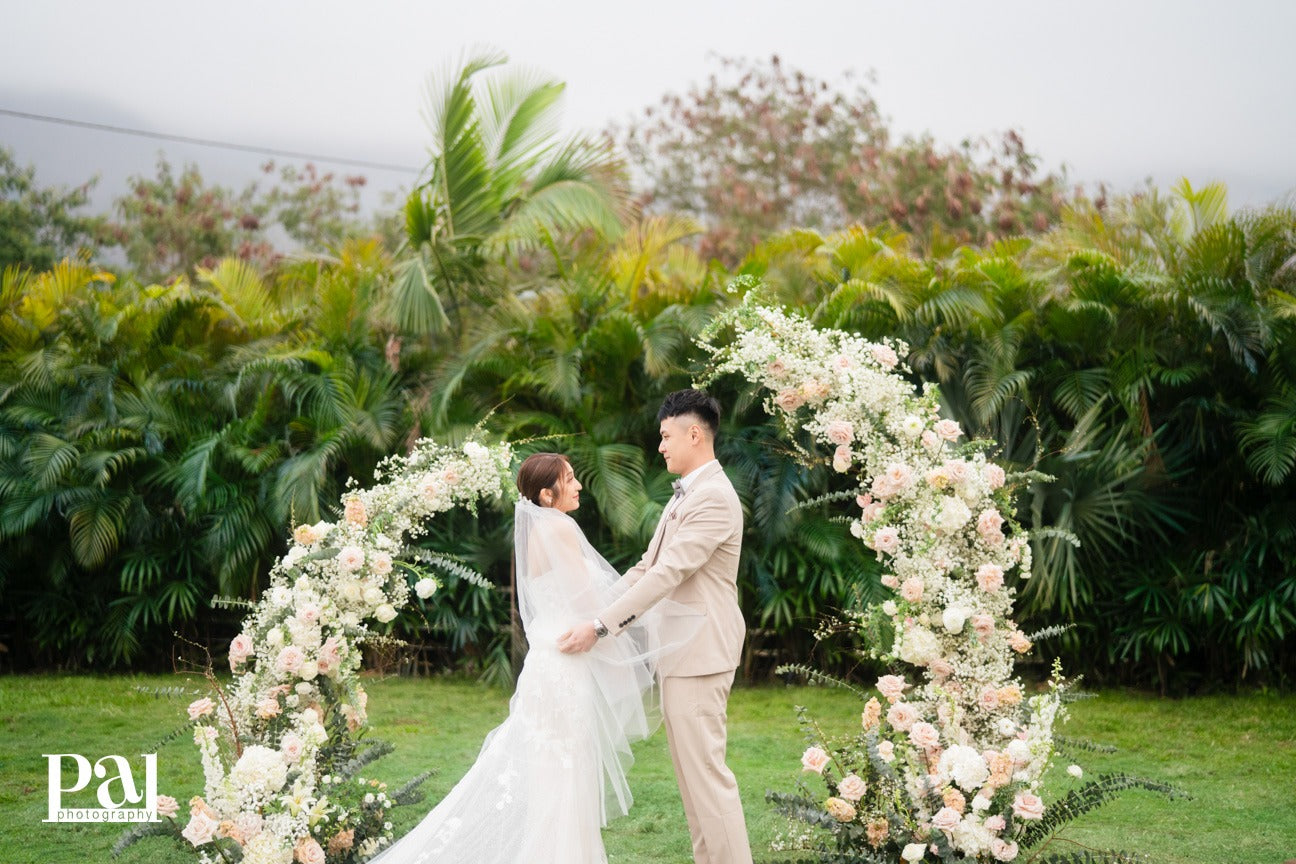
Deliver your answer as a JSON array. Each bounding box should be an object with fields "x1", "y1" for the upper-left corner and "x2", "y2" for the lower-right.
[{"x1": 368, "y1": 500, "x2": 700, "y2": 864}]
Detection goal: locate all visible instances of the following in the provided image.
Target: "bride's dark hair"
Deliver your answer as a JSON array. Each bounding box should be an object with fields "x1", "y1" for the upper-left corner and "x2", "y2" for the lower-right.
[{"x1": 516, "y1": 452, "x2": 570, "y2": 506}]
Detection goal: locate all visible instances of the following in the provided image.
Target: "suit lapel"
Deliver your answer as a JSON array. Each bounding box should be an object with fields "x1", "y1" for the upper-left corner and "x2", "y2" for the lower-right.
[{"x1": 646, "y1": 462, "x2": 725, "y2": 566}]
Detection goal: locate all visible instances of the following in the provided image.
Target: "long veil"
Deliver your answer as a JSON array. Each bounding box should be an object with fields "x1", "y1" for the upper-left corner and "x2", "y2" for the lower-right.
[{"x1": 512, "y1": 497, "x2": 703, "y2": 822}]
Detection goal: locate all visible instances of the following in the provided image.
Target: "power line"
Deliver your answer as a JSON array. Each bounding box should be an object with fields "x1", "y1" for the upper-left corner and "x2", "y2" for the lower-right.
[{"x1": 0, "y1": 107, "x2": 423, "y2": 175}]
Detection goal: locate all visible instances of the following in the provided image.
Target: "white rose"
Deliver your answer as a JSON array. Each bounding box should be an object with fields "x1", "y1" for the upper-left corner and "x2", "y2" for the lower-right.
[
  {"x1": 298, "y1": 660, "x2": 319, "y2": 680},
  {"x1": 341, "y1": 580, "x2": 364, "y2": 603},
  {"x1": 941, "y1": 606, "x2": 968, "y2": 633},
  {"x1": 362, "y1": 585, "x2": 385, "y2": 607},
  {"x1": 897, "y1": 626, "x2": 941, "y2": 666},
  {"x1": 414, "y1": 578, "x2": 438, "y2": 599},
  {"x1": 1068, "y1": 764, "x2": 1083, "y2": 778},
  {"x1": 902, "y1": 843, "x2": 927, "y2": 862},
  {"x1": 1006, "y1": 739, "x2": 1032, "y2": 765},
  {"x1": 265, "y1": 628, "x2": 284, "y2": 648},
  {"x1": 268, "y1": 586, "x2": 292, "y2": 607},
  {"x1": 374, "y1": 603, "x2": 398, "y2": 623},
  {"x1": 882, "y1": 600, "x2": 898, "y2": 616}
]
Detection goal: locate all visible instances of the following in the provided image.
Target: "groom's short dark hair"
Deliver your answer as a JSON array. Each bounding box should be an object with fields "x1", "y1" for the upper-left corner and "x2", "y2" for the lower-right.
[{"x1": 658, "y1": 389, "x2": 721, "y2": 439}]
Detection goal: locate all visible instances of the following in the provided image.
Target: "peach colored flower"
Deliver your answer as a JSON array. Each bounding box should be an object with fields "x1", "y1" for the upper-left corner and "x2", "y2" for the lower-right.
[
  {"x1": 972, "y1": 614, "x2": 995, "y2": 640},
  {"x1": 343, "y1": 497, "x2": 368, "y2": 528},
  {"x1": 942, "y1": 787, "x2": 966, "y2": 814},
  {"x1": 900, "y1": 577, "x2": 925, "y2": 603},
  {"x1": 293, "y1": 523, "x2": 320, "y2": 546},
  {"x1": 327, "y1": 828, "x2": 356, "y2": 855},
  {"x1": 217, "y1": 820, "x2": 245, "y2": 844},
  {"x1": 371, "y1": 552, "x2": 393, "y2": 575},
  {"x1": 189, "y1": 796, "x2": 216, "y2": 819},
  {"x1": 866, "y1": 817, "x2": 889, "y2": 847},
  {"x1": 295, "y1": 835, "x2": 326, "y2": 864},
  {"x1": 825, "y1": 796, "x2": 857, "y2": 822},
  {"x1": 880, "y1": 574, "x2": 899, "y2": 589},
  {"x1": 862, "y1": 697, "x2": 882, "y2": 730},
  {"x1": 256, "y1": 697, "x2": 282, "y2": 719},
  {"x1": 1009, "y1": 629, "x2": 1033, "y2": 653},
  {"x1": 979, "y1": 687, "x2": 1001, "y2": 710},
  {"x1": 837, "y1": 774, "x2": 867, "y2": 802},
  {"x1": 998, "y1": 684, "x2": 1023, "y2": 706},
  {"x1": 801, "y1": 746, "x2": 830, "y2": 773}
]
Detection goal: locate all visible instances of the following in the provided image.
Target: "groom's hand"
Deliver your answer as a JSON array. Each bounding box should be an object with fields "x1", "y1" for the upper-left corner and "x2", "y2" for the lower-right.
[{"x1": 557, "y1": 621, "x2": 598, "y2": 654}]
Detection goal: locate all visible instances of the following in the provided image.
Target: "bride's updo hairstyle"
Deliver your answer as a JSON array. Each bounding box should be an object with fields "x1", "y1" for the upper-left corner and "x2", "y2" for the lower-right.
[{"x1": 516, "y1": 452, "x2": 570, "y2": 507}]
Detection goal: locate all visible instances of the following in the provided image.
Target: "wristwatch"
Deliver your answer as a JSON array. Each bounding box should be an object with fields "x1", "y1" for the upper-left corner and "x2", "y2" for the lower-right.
[{"x1": 592, "y1": 618, "x2": 609, "y2": 638}]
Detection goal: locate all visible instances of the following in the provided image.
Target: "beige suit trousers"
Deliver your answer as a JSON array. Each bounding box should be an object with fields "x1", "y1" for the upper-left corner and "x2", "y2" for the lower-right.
[{"x1": 661, "y1": 671, "x2": 753, "y2": 864}]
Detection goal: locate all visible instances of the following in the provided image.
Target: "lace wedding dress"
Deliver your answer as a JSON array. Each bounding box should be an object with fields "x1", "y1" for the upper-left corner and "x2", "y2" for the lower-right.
[{"x1": 368, "y1": 500, "x2": 699, "y2": 864}]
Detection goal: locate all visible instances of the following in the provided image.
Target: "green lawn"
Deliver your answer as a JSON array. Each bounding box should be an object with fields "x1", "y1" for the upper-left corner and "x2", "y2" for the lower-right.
[{"x1": 1, "y1": 675, "x2": 1292, "y2": 863}]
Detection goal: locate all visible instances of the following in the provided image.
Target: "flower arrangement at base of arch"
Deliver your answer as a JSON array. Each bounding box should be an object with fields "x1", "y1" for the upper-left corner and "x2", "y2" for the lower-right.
[
  {"x1": 118, "y1": 437, "x2": 515, "y2": 864},
  {"x1": 698, "y1": 285, "x2": 1180, "y2": 863}
]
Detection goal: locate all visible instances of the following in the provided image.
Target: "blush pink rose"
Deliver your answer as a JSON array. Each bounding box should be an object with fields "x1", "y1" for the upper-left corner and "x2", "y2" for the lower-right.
[
  {"x1": 871, "y1": 526, "x2": 901, "y2": 554},
  {"x1": 295, "y1": 836, "x2": 326, "y2": 864},
  {"x1": 1012, "y1": 792, "x2": 1044, "y2": 820},
  {"x1": 934, "y1": 419, "x2": 962, "y2": 442},
  {"x1": 826, "y1": 420, "x2": 855, "y2": 445},
  {"x1": 833, "y1": 353, "x2": 854, "y2": 371},
  {"x1": 181, "y1": 810, "x2": 219, "y2": 846},
  {"x1": 256, "y1": 697, "x2": 282, "y2": 719},
  {"x1": 229, "y1": 633, "x2": 254, "y2": 669},
  {"x1": 887, "y1": 701, "x2": 919, "y2": 731},
  {"x1": 871, "y1": 344, "x2": 899, "y2": 369},
  {"x1": 880, "y1": 574, "x2": 899, "y2": 589},
  {"x1": 833, "y1": 445, "x2": 852, "y2": 473},
  {"x1": 900, "y1": 577, "x2": 925, "y2": 603},
  {"x1": 991, "y1": 838, "x2": 1019, "y2": 861},
  {"x1": 977, "y1": 509, "x2": 1004, "y2": 535},
  {"x1": 371, "y1": 552, "x2": 393, "y2": 576},
  {"x1": 976, "y1": 564, "x2": 1005, "y2": 593},
  {"x1": 877, "y1": 740, "x2": 896, "y2": 762},
  {"x1": 801, "y1": 746, "x2": 830, "y2": 773},
  {"x1": 984, "y1": 814, "x2": 1006, "y2": 832},
  {"x1": 984, "y1": 463, "x2": 1007, "y2": 490},
  {"x1": 972, "y1": 614, "x2": 996, "y2": 640},
  {"x1": 931, "y1": 806, "x2": 961, "y2": 831},
  {"x1": 775, "y1": 389, "x2": 805, "y2": 412},
  {"x1": 908, "y1": 721, "x2": 940, "y2": 749},
  {"x1": 187, "y1": 698, "x2": 215, "y2": 721},
  {"x1": 921, "y1": 430, "x2": 939, "y2": 451},
  {"x1": 275, "y1": 645, "x2": 305, "y2": 674},
  {"x1": 766, "y1": 358, "x2": 788, "y2": 378},
  {"x1": 317, "y1": 636, "x2": 342, "y2": 675},
  {"x1": 979, "y1": 686, "x2": 1001, "y2": 710},
  {"x1": 837, "y1": 773, "x2": 867, "y2": 802},
  {"x1": 876, "y1": 674, "x2": 908, "y2": 703},
  {"x1": 418, "y1": 477, "x2": 438, "y2": 499},
  {"x1": 156, "y1": 794, "x2": 179, "y2": 818},
  {"x1": 336, "y1": 546, "x2": 365, "y2": 573}
]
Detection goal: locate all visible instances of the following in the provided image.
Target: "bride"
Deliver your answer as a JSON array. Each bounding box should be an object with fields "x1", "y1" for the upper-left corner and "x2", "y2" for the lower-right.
[{"x1": 369, "y1": 452, "x2": 700, "y2": 863}]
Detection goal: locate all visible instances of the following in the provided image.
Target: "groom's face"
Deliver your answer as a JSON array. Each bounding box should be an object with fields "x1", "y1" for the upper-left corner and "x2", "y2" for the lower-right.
[{"x1": 658, "y1": 414, "x2": 702, "y2": 475}]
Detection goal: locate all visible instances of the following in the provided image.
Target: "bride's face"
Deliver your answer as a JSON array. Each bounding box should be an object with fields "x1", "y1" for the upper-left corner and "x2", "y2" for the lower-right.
[{"x1": 546, "y1": 462, "x2": 582, "y2": 512}]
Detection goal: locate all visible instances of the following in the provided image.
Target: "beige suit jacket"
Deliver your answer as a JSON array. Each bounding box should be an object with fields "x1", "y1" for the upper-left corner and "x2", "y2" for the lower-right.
[{"x1": 598, "y1": 461, "x2": 746, "y2": 678}]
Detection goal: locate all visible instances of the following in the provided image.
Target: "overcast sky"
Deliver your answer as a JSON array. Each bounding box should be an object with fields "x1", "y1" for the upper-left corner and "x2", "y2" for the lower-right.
[{"x1": 2, "y1": 0, "x2": 1293, "y2": 216}]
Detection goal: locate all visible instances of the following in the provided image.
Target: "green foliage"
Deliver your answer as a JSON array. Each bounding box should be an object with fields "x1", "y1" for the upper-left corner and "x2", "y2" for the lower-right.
[{"x1": 0, "y1": 146, "x2": 102, "y2": 271}]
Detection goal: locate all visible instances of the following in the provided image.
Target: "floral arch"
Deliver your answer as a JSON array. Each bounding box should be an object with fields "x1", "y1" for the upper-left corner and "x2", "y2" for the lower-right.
[{"x1": 122, "y1": 287, "x2": 1173, "y2": 864}]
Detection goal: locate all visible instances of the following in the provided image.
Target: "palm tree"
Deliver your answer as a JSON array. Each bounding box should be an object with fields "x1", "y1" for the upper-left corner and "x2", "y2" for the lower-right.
[{"x1": 391, "y1": 49, "x2": 631, "y2": 340}]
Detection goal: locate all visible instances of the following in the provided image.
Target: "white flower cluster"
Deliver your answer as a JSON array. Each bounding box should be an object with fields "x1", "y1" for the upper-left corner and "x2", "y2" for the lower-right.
[
  {"x1": 178, "y1": 437, "x2": 514, "y2": 862},
  {"x1": 701, "y1": 300, "x2": 1066, "y2": 862}
]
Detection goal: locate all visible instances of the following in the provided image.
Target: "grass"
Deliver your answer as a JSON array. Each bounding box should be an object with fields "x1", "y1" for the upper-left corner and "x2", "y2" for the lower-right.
[{"x1": 1, "y1": 674, "x2": 1293, "y2": 863}]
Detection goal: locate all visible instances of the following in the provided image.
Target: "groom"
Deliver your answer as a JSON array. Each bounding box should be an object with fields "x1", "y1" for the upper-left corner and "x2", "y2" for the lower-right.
[{"x1": 559, "y1": 389, "x2": 752, "y2": 864}]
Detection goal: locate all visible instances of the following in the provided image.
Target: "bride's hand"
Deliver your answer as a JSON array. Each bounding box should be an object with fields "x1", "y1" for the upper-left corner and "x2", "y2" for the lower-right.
[{"x1": 557, "y1": 621, "x2": 598, "y2": 654}]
